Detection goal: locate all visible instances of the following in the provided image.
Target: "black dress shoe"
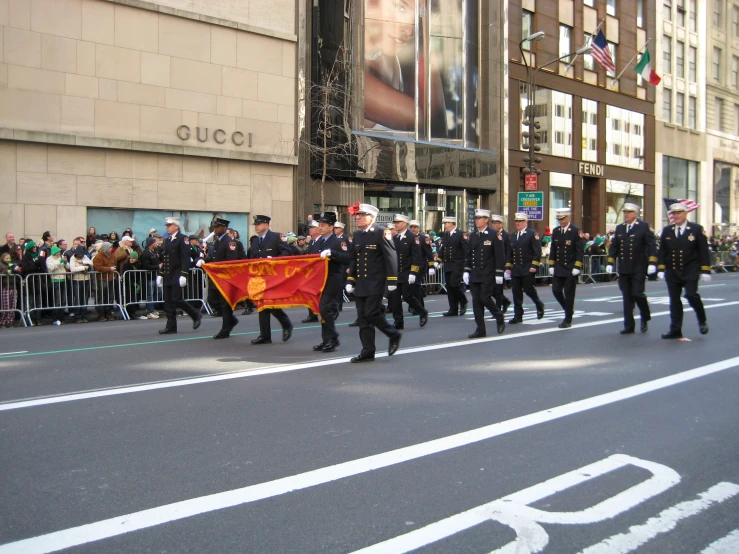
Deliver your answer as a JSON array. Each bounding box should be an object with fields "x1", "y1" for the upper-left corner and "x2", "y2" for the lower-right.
[
  {"x1": 226, "y1": 317, "x2": 239, "y2": 333},
  {"x1": 661, "y1": 331, "x2": 683, "y2": 340},
  {"x1": 192, "y1": 314, "x2": 202, "y2": 330},
  {"x1": 321, "y1": 339, "x2": 339, "y2": 352},
  {"x1": 442, "y1": 311, "x2": 459, "y2": 317},
  {"x1": 242, "y1": 307, "x2": 254, "y2": 315},
  {"x1": 419, "y1": 312, "x2": 428, "y2": 327},
  {"x1": 213, "y1": 330, "x2": 231, "y2": 339},
  {"x1": 468, "y1": 330, "x2": 486, "y2": 339},
  {"x1": 459, "y1": 305, "x2": 468, "y2": 316},
  {"x1": 348, "y1": 319, "x2": 360, "y2": 327},
  {"x1": 496, "y1": 320, "x2": 505, "y2": 334},
  {"x1": 558, "y1": 321, "x2": 572, "y2": 329},
  {"x1": 388, "y1": 333, "x2": 401, "y2": 356},
  {"x1": 282, "y1": 324, "x2": 293, "y2": 342},
  {"x1": 302, "y1": 315, "x2": 319, "y2": 323},
  {"x1": 536, "y1": 304, "x2": 545, "y2": 319},
  {"x1": 508, "y1": 318, "x2": 523, "y2": 324},
  {"x1": 350, "y1": 353, "x2": 375, "y2": 363},
  {"x1": 251, "y1": 336, "x2": 272, "y2": 344},
  {"x1": 699, "y1": 322, "x2": 709, "y2": 335},
  {"x1": 158, "y1": 328, "x2": 177, "y2": 334},
  {"x1": 312, "y1": 342, "x2": 325, "y2": 351},
  {"x1": 502, "y1": 301, "x2": 511, "y2": 314},
  {"x1": 393, "y1": 322, "x2": 404, "y2": 330},
  {"x1": 641, "y1": 321, "x2": 649, "y2": 333},
  {"x1": 620, "y1": 328, "x2": 635, "y2": 335}
]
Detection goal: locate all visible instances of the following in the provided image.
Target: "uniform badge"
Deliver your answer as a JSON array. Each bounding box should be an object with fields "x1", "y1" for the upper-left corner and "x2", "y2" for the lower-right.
[
  {"x1": 341, "y1": 243, "x2": 348, "y2": 251},
  {"x1": 384, "y1": 230, "x2": 392, "y2": 241},
  {"x1": 565, "y1": 240, "x2": 572, "y2": 246},
  {"x1": 484, "y1": 240, "x2": 492, "y2": 246},
  {"x1": 229, "y1": 242, "x2": 237, "y2": 250},
  {"x1": 414, "y1": 236, "x2": 420, "y2": 245},
  {"x1": 688, "y1": 235, "x2": 695, "y2": 241}
]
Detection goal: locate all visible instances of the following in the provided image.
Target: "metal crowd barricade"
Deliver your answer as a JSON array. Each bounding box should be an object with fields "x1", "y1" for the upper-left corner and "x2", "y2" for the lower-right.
[
  {"x1": 25, "y1": 271, "x2": 128, "y2": 326},
  {"x1": 186, "y1": 268, "x2": 212, "y2": 314},
  {"x1": 121, "y1": 269, "x2": 164, "y2": 317},
  {"x1": 710, "y1": 251, "x2": 729, "y2": 273},
  {"x1": 580, "y1": 254, "x2": 610, "y2": 284},
  {"x1": 0, "y1": 274, "x2": 27, "y2": 327},
  {"x1": 421, "y1": 266, "x2": 447, "y2": 294},
  {"x1": 534, "y1": 257, "x2": 551, "y2": 282}
]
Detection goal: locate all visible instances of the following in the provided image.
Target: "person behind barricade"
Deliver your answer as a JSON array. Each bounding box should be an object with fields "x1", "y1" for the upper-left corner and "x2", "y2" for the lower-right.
[
  {"x1": 21, "y1": 241, "x2": 46, "y2": 325},
  {"x1": 292, "y1": 236, "x2": 309, "y2": 254},
  {"x1": 1, "y1": 252, "x2": 22, "y2": 328},
  {"x1": 87, "y1": 227, "x2": 97, "y2": 246},
  {"x1": 93, "y1": 242, "x2": 118, "y2": 322},
  {"x1": 204, "y1": 218, "x2": 241, "y2": 340},
  {"x1": 588, "y1": 236, "x2": 606, "y2": 282},
  {"x1": 120, "y1": 249, "x2": 146, "y2": 320},
  {"x1": 46, "y1": 246, "x2": 69, "y2": 325},
  {"x1": 0, "y1": 232, "x2": 16, "y2": 255},
  {"x1": 69, "y1": 245, "x2": 93, "y2": 323},
  {"x1": 139, "y1": 237, "x2": 161, "y2": 319}
]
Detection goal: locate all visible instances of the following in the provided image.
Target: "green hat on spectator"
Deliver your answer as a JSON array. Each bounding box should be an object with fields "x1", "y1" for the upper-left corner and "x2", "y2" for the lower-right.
[
  {"x1": 50, "y1": 245, "x2": 62, "y2": 255},
  {"x1": 130, "y1": 251, "x2": 139, "y2": 259},
  {"x1": 25, "y1": 240, "x2": 37, "y2": 252}
]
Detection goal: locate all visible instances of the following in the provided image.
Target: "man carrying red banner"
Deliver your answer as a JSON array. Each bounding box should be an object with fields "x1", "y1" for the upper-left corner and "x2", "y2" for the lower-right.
[
  {"x1": 345, "y1": 203, "x2": 402, "y2": 363},
  {"x1": 248, "y1": 215, "x2": 294, "y2": 344},
  {"x1": 308, "y1": 212, "x2": 351, "y2": 352}
]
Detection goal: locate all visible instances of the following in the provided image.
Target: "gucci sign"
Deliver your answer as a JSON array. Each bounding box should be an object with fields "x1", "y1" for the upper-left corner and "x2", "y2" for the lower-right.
[{"x1": 176, "y1": 126, "x2": 252, "y2": 147}]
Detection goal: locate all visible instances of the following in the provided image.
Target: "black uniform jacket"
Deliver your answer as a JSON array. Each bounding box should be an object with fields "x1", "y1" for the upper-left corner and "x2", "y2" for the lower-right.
[
  {"x1": 464, "y1": 227, "x2": 505, "y2": 284},
  {"x1": 418, "y1": 233, "x2": 435, "y2": 271},
  {"x1": 208, "y1": 232, "x2": 241, "y2": 263},
  {"x1": 506, "y1": 228, "x2": 542, "y2": 277},
  {"x1": 549, "y1": 224, "x2": 585, "y2": 278},
  {"x1": 248, "y1": 230, "x2": 292, "y2": 259},
  {"x1": 308, "y1": 233, "x2": 351, "y2": 277},
  {"x1": 607, "y1": 219, "x2": 657, "y2": 274},
  {"x1": 438, "y1": 228, "x2": 469, "y2": 273},
  {"x1": 347, "y1": 226, "x2": 398, "y2": 297},
  {"x1": 159, "y1": 232, "x2": 192, "y2": 285},
  {"x1": 393, "y1": 230, "x2": 423, "y2": 283},
  {"x1": 657, "y1": 222, "x2": 711, "y2": 280}
]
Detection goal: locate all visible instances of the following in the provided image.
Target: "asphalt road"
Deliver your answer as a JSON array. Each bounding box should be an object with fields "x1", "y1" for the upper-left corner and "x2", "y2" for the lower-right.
[{"x1": 1, "y1": 275, "x2": 738, "y2": 553}]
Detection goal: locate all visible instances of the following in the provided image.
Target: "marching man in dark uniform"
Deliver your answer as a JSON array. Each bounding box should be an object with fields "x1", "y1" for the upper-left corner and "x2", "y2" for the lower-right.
[
  {"x1": 548, "y1": 208, "x2": 584, "y2": 328},
  {"x1": 409, "y1": 219, "x2": 436, "y2": 307},
  {"x1": 157, "y1": 216, "x2": 202, "y2": 334},
  {"x1": 657, "y1": 202, "x2": 711, "y2": 339},
  {"x1": 333, "y1": 221, "x2": 349, "y2": 312},
  {"x1": 606, "y1": 203, "x2": 657, "y2": 334},
  {"x1": 345, "y1": 203, "x2": 402, "y2": 363},
  {"x1": 439, "y1": 216, "x2": 469, "y2": 316},
  {"x1": 464, "y1": 209, "x2": 506, "y2": 338},
  {"x1": 490, "y1": 214, "x2": 512, "y2": 314},
  {"x1": 200, "y1": 218, "x2": 241, "y2": 339},
  {"x1": 308, "y1": 212, "x2": 351, "y2": 352},
  {"x1": 248, "y1": 214, "x2": 294, "y2": 344},
  {"x1": 505, "y1": 212, "x2": 545, "y2": 323},
  {"x1": 390, "y1": 214, "x2": 429, "y2": 329}
]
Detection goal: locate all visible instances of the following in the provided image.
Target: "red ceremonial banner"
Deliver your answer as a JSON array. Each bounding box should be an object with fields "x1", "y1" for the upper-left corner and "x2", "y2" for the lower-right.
[{"x1": 202, "y1": 255, "x2": 329, "y2": 313}]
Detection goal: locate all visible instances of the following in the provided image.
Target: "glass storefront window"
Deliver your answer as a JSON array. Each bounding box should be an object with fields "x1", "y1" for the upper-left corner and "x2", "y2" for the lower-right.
[
  {"x1": 606, "y1": 106, "x2": 645, "y2": 169},
  {"x1": 520, "y1": 84, "x2": 572, "y2": 158},
  {"x1": 713, "y1": 161, "x2": 739, "y2": 233},
  {"x1": 663, "y1": 156, "x2": 700, "y2": 226},
  {"x1": 582, "y1": 98, "x2": 598, "y2": 162},
  {"x1": 549, "y1": 172, "x2": 572, "y2": 229},
  {"x1": 606, "y1": 181, "x2": 644, "y2": 232}
]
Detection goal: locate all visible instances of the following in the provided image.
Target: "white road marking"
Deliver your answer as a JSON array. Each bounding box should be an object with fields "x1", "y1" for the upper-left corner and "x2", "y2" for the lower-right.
[
  {"x1": 1, "y1": 357, "x2": 738, "y2": 554},
  {"x1": 0, "y1": 351, "x2": 28, "y2": 356},
  {"x1": 3, "y1": 300, "x2": 739, "y2": 412},
  {"x1": 579, "y1": 482, "x2": 739, "y2": 554},
  {"x1": 701, "y1": 529, "x2": 739, "y2": 554},
  {"x1": 353, "y1": 455, "x2": 681, "y2": 554}
]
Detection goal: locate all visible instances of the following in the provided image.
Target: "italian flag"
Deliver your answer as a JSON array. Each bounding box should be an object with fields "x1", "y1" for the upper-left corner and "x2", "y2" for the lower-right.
[{"x1": 634, "y1": 48, "x2": 661, "y2": 85}]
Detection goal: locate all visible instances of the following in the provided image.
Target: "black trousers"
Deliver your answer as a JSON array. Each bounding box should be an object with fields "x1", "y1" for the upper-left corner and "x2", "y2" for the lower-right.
[
  {"x1": 470, "y1": 281, "x2": 503, "y2": 334},
  {"x1": 511, "y1": 273, "x2": 543, "y2": 319},
  {"x1": 355, "y1": 295, "x2": 399, "y2": 357},
  {"x1": 390, "y1": 282, "x2": 427, "y2": 324},
  {"x1": 445, "y1": 269, "x2": 467, "y2": 313},
  {"x1": 207, "y1": 281, "x2": 222, "y2": 313},
  {"x1": 666, "y1": 275, "x2": 707, "y2": 333},
  {"x1": 618, "y1": 273, "x2": 651, "y2": 331},
  {"x1": 163, "y1": 283, "x2": 199, "y2": 329},
  {"x1": 493, "y1": 283, "x2": 511, "y2": 310},
  {"x1": 319, "y1": 282, "x2": 341, "y2": 342},
  {"x1": 552, "y1": 275, "x2": 577, "y2": 322},
  {"x1": 258, "y1": 308, "x2": 291, "y2": 339},
  {"x1": 219, "y1": 290, "x2": 236, "y2": 332}
]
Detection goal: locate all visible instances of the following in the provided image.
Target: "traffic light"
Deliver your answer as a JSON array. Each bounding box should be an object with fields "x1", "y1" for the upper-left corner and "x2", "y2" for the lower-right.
[{"x1": 522, "y1": 104, "x2": 542, "y2": 175}]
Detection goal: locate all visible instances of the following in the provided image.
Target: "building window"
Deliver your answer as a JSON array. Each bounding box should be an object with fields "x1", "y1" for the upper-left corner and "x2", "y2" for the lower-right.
[
  {"x1": 614, "y1": 144, "x2": 622, "y2": 155},
  {"x1": 688, "y1": 0, "x2": 697, "y2": 31},
  {"x1": 689, "y1": 46, "x2": 697, "y2": 82},
  {"x1": 663, "y1": 36, "x2": 672, "y2": 74},
  {"x1": 663, "y1": 0, "x2": 672, "y2": 22},
  {"x1": 634, "y1": 147, "x2": 642, "y2": 159},
  {"x1": 607, "y1": 106, "x2": 645, "y2": 169},
  {"x1": 736, "y1": 104, "x2": 739, "y2": 134},
  {"x1": 582, "y1": 99, "x2": 598, "y2": 162},
  {"x1": 584, "y1": 0, "x2": 595, "y2": 6},
  {"x1": 606, "y1": 0, "x2": 616, "y2": 16},
  {"x1": 676, "y1": 92, "x2": 685, "y2": 126},
  {"x1": 634, "y1": 124, "x2": 642, "y2": 135},
  {"x1": 590, "y1": 139, "x2": 597, "y2": 150},
  {"x1": 734, "y1": 5, "x2": 739, "y2": 36},
  {"x1": 637, "y1": 0, "x2": 644, "y2": 27},
  {"x1": 607, "y1": 42, "x2": 617, "y2": 78},
  {"x1": 713, "y1": 47, "x2": 722, "y2": 81},
  {"x1": 606, "y1": 181, "x2": 645, "y2": 232},
  {"x1": 676, "y1": 0, "x2": 686, "y2": 26},
  {"x1": 520, "y1": 84, "x2": 572, "y2": 157},
  {"x1": 591, "y1": 112, "x2": 597, "y2": 125},
  {"x1": 732, "y1": 56, "x2": 738, "y2": 88},
  {"x1": 555, "y1": 131, "x2": 565, "y2": 144},
  {"x1": 555, "y1": 104, "x2": 564, "y2": 117},
  {"x1": 676, "y1": 41, "x2": 685, "y2": 77},
  {"x1": 522, "y1": 10, "x2": 533, "y2": 51},
  {"x1": 714, "y1": 161, "x2": 739, "y2": 228},
  {"x1": 559, "y1": 25, "x2": 572, "y2": 62},
  {"x1": 663, "y1": 157, "x2": 699, "y2": 226},
  {"x1": 583, "y1": 33, "x2": 595, "y2": 70},
  {"x1": 688, "y1": 96, "x2": 697, "y2": 129},
  {"x1": 715, "y1": 97, "x2": 724, "y2": 131},
  {"x1": 663, "y1": 88, "x2": 672, "y2": 121},
  {"x1": 612, "y1": 119, "x2": 621, "y2": 131},
  {"x1": 549, "y1": 173, "x2": 573, "y2": 230},
  {"x1": 714, "y1": 0, "x2": 722, "y2": 27}
]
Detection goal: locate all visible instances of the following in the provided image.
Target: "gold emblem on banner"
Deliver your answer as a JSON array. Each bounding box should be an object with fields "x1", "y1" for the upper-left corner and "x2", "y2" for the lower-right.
[{"x1": 248, "y1": 276, "x2": 267, "y2": 300}]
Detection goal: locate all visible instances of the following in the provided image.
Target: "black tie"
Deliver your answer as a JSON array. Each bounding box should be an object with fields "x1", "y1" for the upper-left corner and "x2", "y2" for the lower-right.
[
  {"x1": 518, "y1": 232, "x2": 521, "y2": 240},
  {"x1": 677, "y1": 227, "x2": 681, "y2": 238},
  {"x1": 259, "y1": 236, "x2": 263, "y2": 245}
]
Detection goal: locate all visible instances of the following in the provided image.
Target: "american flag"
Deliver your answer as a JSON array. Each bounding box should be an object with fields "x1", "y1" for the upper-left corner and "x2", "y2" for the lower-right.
[
  {"x1": 591, "y1": 30, "x2": 615, "y2": 73},
  {"x1": 663, "y1": 198, "x2": 700, "y2": 224}
]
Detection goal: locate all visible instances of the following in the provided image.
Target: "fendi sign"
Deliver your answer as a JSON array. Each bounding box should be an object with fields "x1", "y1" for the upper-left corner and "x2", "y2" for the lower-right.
[
  {"x1": 576, "y1": 161, "x2": 605, "y2": 177},
  {"x1": 176, "y1": 126, "x2": 251, "y2": 147}
]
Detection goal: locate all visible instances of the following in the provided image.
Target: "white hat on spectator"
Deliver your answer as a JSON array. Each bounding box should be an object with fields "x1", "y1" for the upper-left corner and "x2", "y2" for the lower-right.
[
  {"x1": 393, "y1": 214, "x2": 411, "y2": 223},
  {"x1": 164, "y1": 217, "x2": 180, "y2": 226},
  {"x1": 555, "y1": 208, "x2": 571, "y2": 219},
  {"x1": 491, "y1": 214, "x2": 504, "y2": 223},
  {"x1": 119, "y1": 235, "x2": 133, "y2": 243},
  {"x1": 514, "y1": 212, "x2": 529, "y2": 221},
  {"x1": 149, "y1": 228, "x2": 157, "y2": 234},
  {"x1": 409, "y1": 220, "x2": 421, "y2": 227},
  {"x1": 308, "y1": 219, "x2": 319, "y2": 228},
  {"x1": 669, "y1": 202, "x2": 688, "y2": 212},
  {"x1": 442, "y1": 216, "x2": 456, "y2": 224},
  {"x1": 622, "y1": 203, "x2": 640, "y2": 212},
  {"x1": 474, "y1": 209, "x2": 492, "y2": 219},
  {"x1": 335, "y1": 222, "x2": 345, "y2": 229}
]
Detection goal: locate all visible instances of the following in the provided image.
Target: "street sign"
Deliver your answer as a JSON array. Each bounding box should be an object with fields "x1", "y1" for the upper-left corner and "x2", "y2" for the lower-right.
[
  {"x1": 518, "y1": 191, "x2": 544, "y2": 220},
  {"x1": 525, "y1": 173, "x2": 538, "y2": 191}
]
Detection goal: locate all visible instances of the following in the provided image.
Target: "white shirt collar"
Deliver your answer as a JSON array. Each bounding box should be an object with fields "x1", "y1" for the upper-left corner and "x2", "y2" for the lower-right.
[
  {"x1": 676, "y1": 222, "x2": 688, "y2": 233},
  {"x1": 561, "y1": 225, "x2": 569, "y2": 233}
]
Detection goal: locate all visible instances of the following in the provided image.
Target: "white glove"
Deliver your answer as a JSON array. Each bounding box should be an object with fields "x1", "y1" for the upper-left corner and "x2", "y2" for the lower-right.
[
  {"x1": 408, "y1": 274, "x2": 416, "y2": 285},
  {"x1": 195, "y1": 259, "x2": 204, "y2": 267},
  {"x1": 178, "y1": 276, "x2": 187, "y2": 287},
  {"x1": 647, "y1": 264, "x2": 656, "y2": 275},
  {"x1": 434, "y1": 261, "x2": 440, "y2": 269},
  {"x1": 657, "y1": 272, "x2": 665, "y2": 280},
  {"x1": 428, "y1": 267, "x2": 436, "y2": 277},
  {"x1": 605, "y1": 265, "x2": 613, "y2": 274},
  {"x1": 320, "y1": 249, "x2": 331, "y2": 258},
  {"x1": 572, "y1": 268, "x2": 581, "y2": 276},
  {"x1": 388, "y1": 285, "x2": 397, "y2": 292},
  {"x1": 548, "y1": 268, "x2": 555, "y2": 276},
  {"x1": 267, "y1": 256, "x2": 272, "y2": 258},
  {"x1": 462, "y1": 272, "x2": 470, "y2": 285},
  {"x1": 156, "y1": 276, "x2": 163, "y2": 287},
  {"x1": 345, "y1": 284, "x2": 354, "y2": 294},
  {"x1": 495, "y1": 276, "x2": 503, "y2": 285},
  {"x1": 700, "y1": 274, "x2": 711, "y2": 283},
  {"x1": 504, "y1": 272, "x2": 511, "y2": 280}
]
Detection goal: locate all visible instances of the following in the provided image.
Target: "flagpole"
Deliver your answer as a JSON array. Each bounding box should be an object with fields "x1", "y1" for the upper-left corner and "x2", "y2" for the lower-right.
[
  {"x1": 610, "y1": 38, "x2": 650, "y2": 87},
  {"x1": 564, "y1": 19, "x2": 603, "y2": 74}
]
